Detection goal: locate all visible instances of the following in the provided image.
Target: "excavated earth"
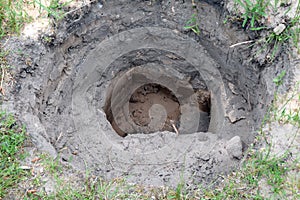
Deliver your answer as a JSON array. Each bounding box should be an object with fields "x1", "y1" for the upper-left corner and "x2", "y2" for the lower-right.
[{"x1": 1, "y1": 0, "x2": 295, "y2": 187}]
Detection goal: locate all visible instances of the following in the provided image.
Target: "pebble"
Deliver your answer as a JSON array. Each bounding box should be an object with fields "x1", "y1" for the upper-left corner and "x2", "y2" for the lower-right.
[
  {"x1": 273, "y1": 24, "x2": 286, "y2": 35},
  {"x1": 226, "y1": 136, "x2": 243, "y2": 159}
]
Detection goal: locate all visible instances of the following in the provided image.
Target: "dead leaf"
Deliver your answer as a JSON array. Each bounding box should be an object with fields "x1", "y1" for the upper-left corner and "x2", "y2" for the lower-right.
[
  {"x1": 27, "y1": 189, "x2": 37, "y2": 194},
  {"x1": 31, "y1": 157, "x2": 41, "y2": 163}
]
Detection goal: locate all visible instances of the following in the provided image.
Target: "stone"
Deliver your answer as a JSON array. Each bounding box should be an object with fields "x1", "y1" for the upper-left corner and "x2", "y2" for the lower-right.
[
  {"x1": 226, "y1": 136, "x2": 243, "y2": 159},
  {"x1": 200, "y1": 154, "x2": 210, "y2": 161},
  {"x1": 273, "y1": 24, "x2": 286, "y2": 35},
  {"x1": 43, "y1": 178, "x2": 55, "y2": 195}
]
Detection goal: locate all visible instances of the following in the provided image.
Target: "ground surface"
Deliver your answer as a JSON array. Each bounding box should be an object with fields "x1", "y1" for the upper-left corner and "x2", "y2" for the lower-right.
[{"x1": 0, "y1": 0, "x2": 299, "y2": 199}]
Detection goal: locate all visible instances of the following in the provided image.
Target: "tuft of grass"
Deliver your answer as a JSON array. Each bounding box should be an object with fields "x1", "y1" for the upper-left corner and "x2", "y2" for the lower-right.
[
  {"x1": 0, "y1": 0, "x2": 74, "y2": 39},
  {"x1": 199, "y1": 150, "x2": 297, "y2": 199},
  {"x1": 0, "y1": 0, "x2": 31, "y2": 38},
  {"x1": 0, "y1": 111, "x2": 27, "y2": 198},
  {"x1": 234, "y1": 0, "x2": 269, "y2": 29},
  {"x1": 231, "y1": 0, "x2": 300, "y2": 61},
  {"x1": 273, "y1": 70, "x2": 286, "y2": 87},
  {"x1": 33, "y1": 0, "x2": 72, "y2": 20},
  {"x1": 265, "y1": 10, "x2": 300, "y2": 61},
  {"x1": 184, "y1": 13, "x2": 200, "y2": 35},
  {"x1": 273, "y1": 83, "x2": 300, "y2": 127}
]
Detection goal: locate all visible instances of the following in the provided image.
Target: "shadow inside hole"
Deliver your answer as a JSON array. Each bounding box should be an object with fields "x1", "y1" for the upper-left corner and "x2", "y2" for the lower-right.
[
  {"x1": 129, "y1": 83, "x2": 180, "y2": 132},
  {"x1": 104, "y1": 82, "x2": 211, "y2": 137}
]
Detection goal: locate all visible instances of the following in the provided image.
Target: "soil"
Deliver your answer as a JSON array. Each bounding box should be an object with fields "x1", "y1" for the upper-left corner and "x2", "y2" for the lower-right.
[
  {"x1": 107, "y1": 81, "x2": 210, "y2": 137},
  {"x1": 110, "y1": 83, "x2": 182, "y2": 136},
  {"x1": 1, "y1": 0, "x2": 296, "y2": 188}
]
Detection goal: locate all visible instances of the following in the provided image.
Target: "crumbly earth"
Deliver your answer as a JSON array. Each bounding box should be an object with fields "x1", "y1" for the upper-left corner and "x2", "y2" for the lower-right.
[{"x1": 0, "y1": 0, "x2": 296, "y2": 188}]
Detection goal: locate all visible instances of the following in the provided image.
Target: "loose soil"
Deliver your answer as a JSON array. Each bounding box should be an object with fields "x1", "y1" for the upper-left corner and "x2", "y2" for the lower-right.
[{"x1": 1, "y1": 0, "x2": 295, "y2": 188}]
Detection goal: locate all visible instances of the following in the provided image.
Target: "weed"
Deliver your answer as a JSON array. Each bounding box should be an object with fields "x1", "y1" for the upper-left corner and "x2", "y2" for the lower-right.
[
  {"x1": 273, "y1": 83, "x2": 300, "y2": 127},
  {"x1": 264, "y1": 13, "x2": 300, "y2": 61},
  {"x1": 234, "y1": 0, "x2": 269, "y2": 29},
  {"x1": 184, "y1": 14, "x2": 200, "y2": 35},
  {"x1": 40, "y1": 153, "x2": 63, "y2": 175},
  {"x1": 232, "y1": 0, "x2": 299, "y2": 61},
  {"x1": 273, "y1": 70, "x2": 286, "y2": 87}
]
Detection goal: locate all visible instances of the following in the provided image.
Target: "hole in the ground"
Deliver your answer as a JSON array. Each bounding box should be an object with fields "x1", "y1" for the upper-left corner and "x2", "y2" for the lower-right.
[
  {"x1": 3, "y1": 0, "x2": 291, "y2": 189},
  {"x1": 105, "y1": 81, "x2": 211, "y2": 137},
  {"x1": 103, "y1": 63, "x2": 212, "y2": 137}
]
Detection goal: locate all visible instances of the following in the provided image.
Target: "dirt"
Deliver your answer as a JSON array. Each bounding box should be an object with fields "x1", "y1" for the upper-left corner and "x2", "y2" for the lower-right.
[
  {"x1": 0, "y1": 0, "x2": 295, "y2": 188},
  {"x1": 129, "y1": 83, "x2": 181, "y2": 131},
  {"x1": 109, "y1": 82, "x2": 182, "y2": 136},
  {"x1": 106, "y1": 81, "x2": 210, "y2": 137}
]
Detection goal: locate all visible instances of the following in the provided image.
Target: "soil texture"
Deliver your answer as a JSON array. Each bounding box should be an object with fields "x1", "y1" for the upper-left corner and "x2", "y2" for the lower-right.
[{"x1": 1, "y1": 0, "x2": 294, "y2": 187}]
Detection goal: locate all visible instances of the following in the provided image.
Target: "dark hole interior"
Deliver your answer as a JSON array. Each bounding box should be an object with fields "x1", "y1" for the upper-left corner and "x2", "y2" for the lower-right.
[{"x1": 105, "y1": 82, "x2": 211, "y2": 137}]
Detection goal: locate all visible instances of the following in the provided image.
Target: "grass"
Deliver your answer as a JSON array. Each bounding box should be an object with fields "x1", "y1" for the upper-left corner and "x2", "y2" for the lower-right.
[
  {"x1": 231, "y1": 0, "x2": 300, "y2": 61},
  {"x1": 32, "y1": 0, "x2": 72, "y2": 20},
  {"x1": 0, "y1": 0, "x2": 31, "y2": 38},
  {"x1": 234, "y1": 0, "x2": 268, "y2": 29},
  {"x1": 0, "y1": 111, "x2": 27, "y2": 198},
  {"x1": 0, "y1": 0, "x2": 73, "y2": 39},
  {"x1": 184, "y1": 13, "x2": 200, "y2": 35},
  {"x1": 200, "y1": 152, "x2": 299, "y2": 199},
  {"x1": 273, "y1": 84, "x2": 300, "y2": 127},
  {"x1": 263, "y1": 6, "x2": 300, "y2": 61}
]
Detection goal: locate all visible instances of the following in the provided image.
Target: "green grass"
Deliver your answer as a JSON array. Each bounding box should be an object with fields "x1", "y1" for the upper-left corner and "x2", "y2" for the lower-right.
[
  {"x1": 0, "y1": 111, "x2": 27, "y2": 198},
  {"x1": 0, "y1": 0, "x2": 73, "y2": 39},
  {"x1": 0, "y1": 0, "x2": 31, "y2": 38},
  {"x1": 231, "y1": 0, "x2": 300, "y2": 61},
  {"x1": 264, "y1": 9, "x2": 300, "y2": 61},
  {"x1": 234, "y1": 0, "x2": 268, "y2": 29},
  {"x1": 184, "y1": 13, "x2": 200, "y2": 35},
  {"x1": 273, "y1": 84, "x2": 300, "y2": 127},
  {"x1": 33, "y1": 0, "x2": 72, "y2": 20}
]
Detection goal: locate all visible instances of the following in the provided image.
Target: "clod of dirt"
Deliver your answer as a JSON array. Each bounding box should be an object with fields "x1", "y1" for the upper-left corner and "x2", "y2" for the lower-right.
[
  {"x1": 226, "y1": 136, "x2": 243, "y2": 159},
  {"x1": 1, "y1": 0, "x2": 293, "y2": 188}
]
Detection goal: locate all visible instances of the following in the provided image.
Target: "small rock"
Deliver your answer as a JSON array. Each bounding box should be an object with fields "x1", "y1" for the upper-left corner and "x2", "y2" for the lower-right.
[
  {"x1": 19, "y1": 166, "x2": 31, "y2": 170},
  {"x1": 20, "y1": 70, "x2": 27, "y2": 78},
  {"x1": 228, "y1": 82, "x2": 239, "y2": 95},
  {"x1": 200, "y1": 154, "x2": 210, "y2": 161},
  {"x1": 43, "y1": 178, "x2": 55, "y2": 195},
  {"x1": 227, "y1": 110, "x2": 246, "y2": 123},
  {"x1": 273, "y1": 24, "x2": 286, "y2": 35},
  {"x1": 226, "y1": 136, "x2": 243, "y2": 159}
]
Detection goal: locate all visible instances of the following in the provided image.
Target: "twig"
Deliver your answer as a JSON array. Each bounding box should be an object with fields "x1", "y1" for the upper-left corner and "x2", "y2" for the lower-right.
[
  {"x1": 54, "y1": 132, "x2": 64, "y2": 146},
  {"x1": 170, "y1": 120, "x2": 179, "y2": 136},
  {"x1": 230, "y1": 40, "x2": 254, "y2": 48},
  {"x1": 108, "y1": 147, "x2": 115, "y2": 170},
  {"x1": 0, "y1": 68, "x2": 5, "y2": 95},
  {"x1": 247, "y1": 89, "x2": 252, "y2": 111}
]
